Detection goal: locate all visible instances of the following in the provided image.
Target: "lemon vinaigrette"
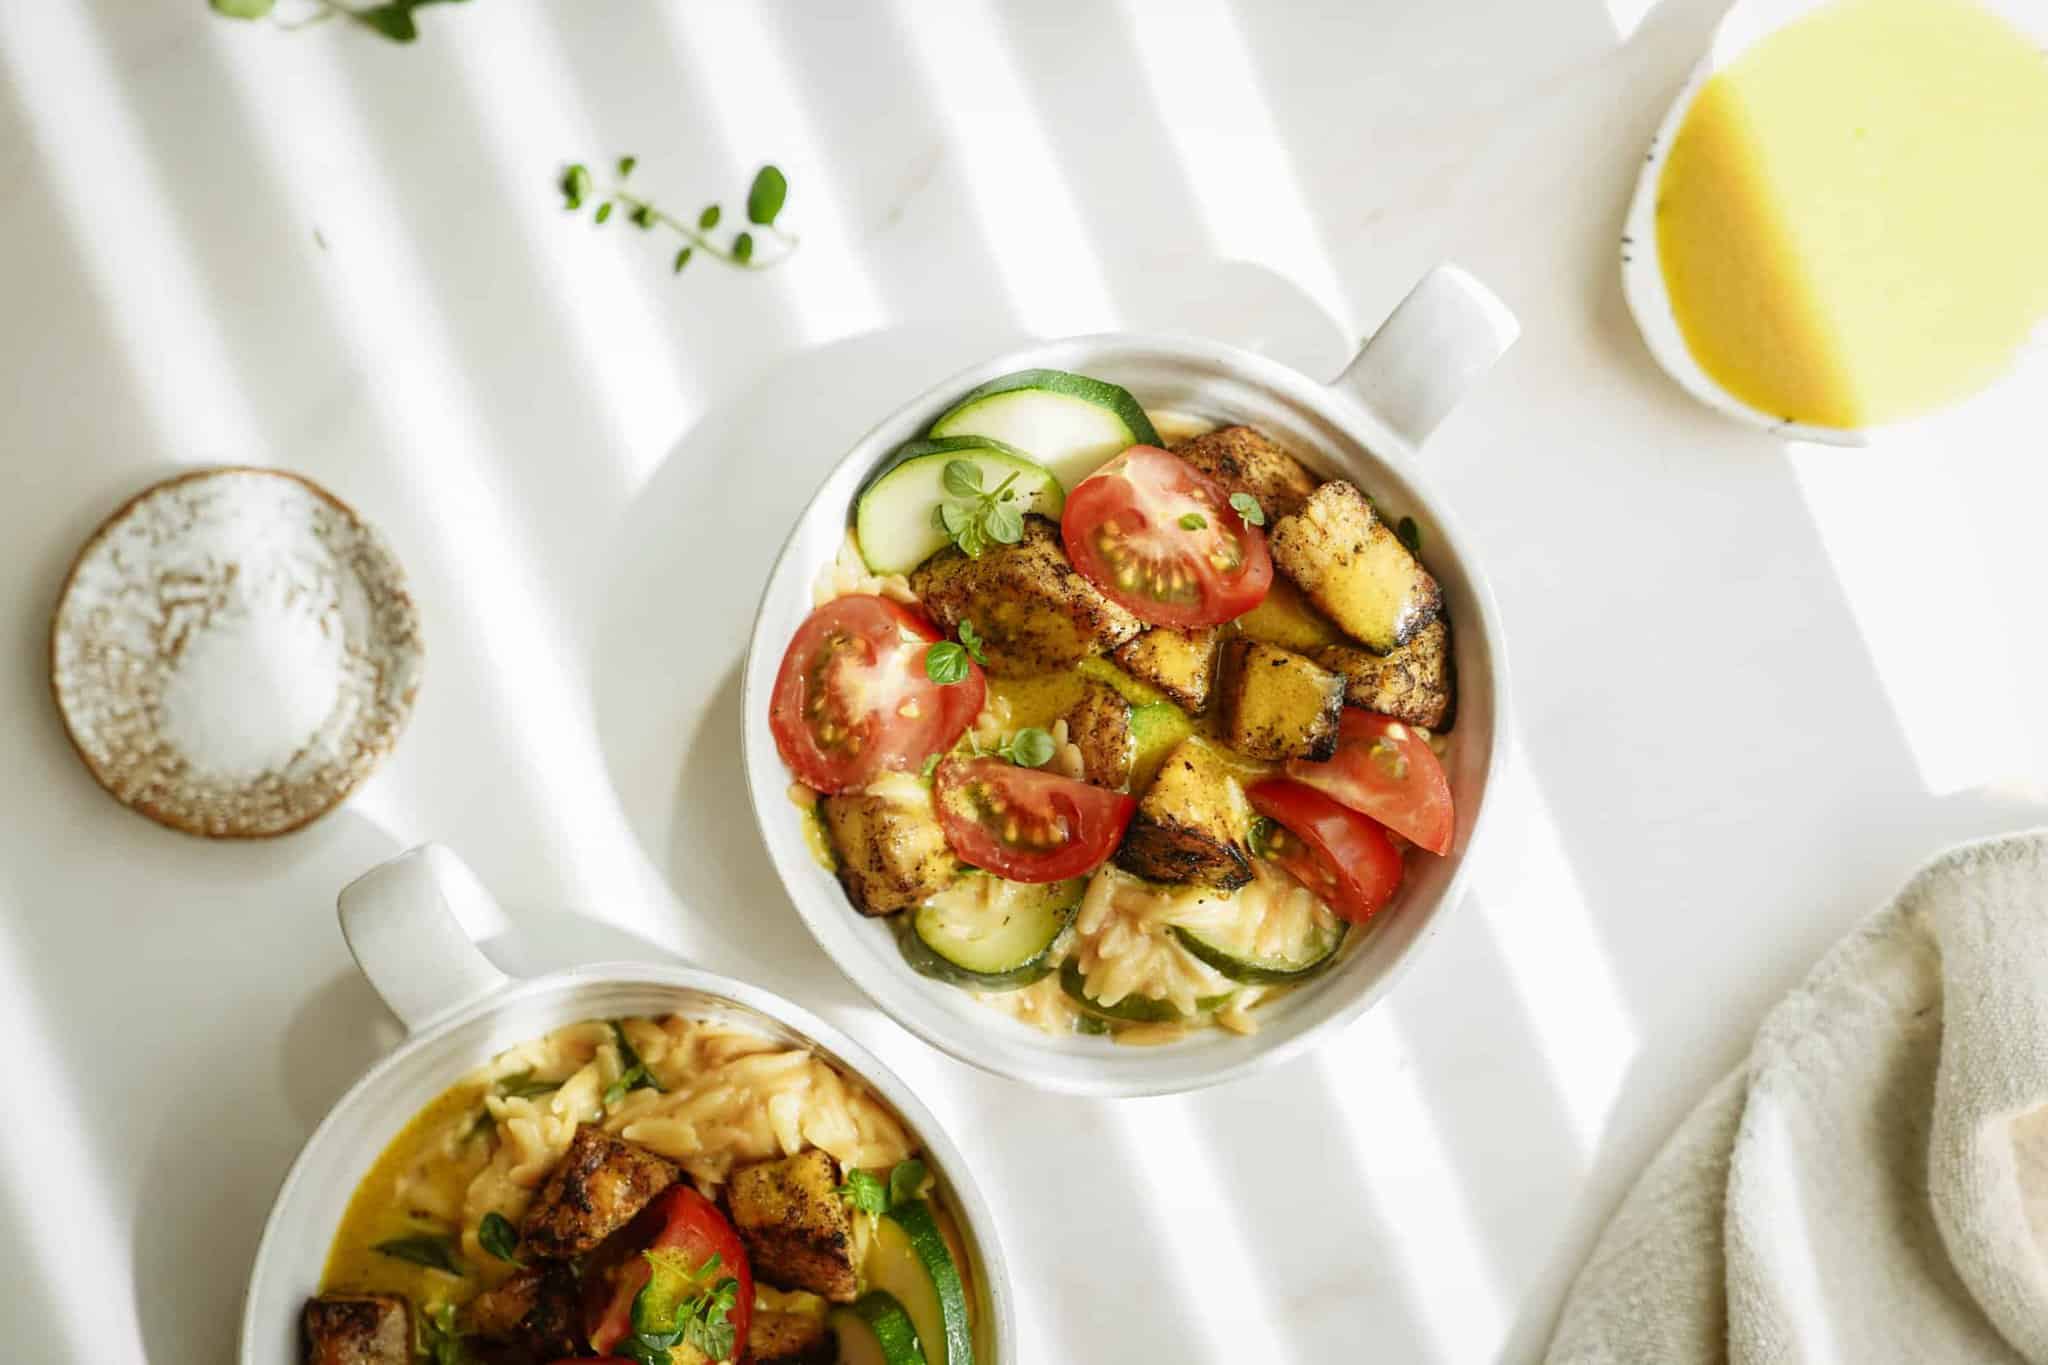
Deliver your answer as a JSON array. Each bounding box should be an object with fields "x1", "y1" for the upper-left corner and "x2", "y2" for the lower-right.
[{"x1": 1656, "y1": 0, "x2": 2048, "y2": 430}]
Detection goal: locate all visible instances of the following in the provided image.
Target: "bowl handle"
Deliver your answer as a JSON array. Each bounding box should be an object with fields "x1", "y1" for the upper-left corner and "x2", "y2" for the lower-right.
[
  {"x1": 337, "y1": 843, "x2": 513, "y2": 1035},
  {"x1": 1331, "y1": 263, "x2": 1518, "y2": 452}
]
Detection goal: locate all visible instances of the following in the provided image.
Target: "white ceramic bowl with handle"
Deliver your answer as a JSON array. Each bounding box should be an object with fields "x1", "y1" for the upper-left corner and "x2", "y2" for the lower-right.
[
  {"x1": 742, "y1": 264, "x2": 1519, "y2": 1097},
  {"x1": 237, "y1": 843, "x2": 1015, "y2": 1363}
]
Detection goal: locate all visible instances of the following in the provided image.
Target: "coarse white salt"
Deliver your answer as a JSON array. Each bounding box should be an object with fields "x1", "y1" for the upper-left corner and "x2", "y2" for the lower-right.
[{"x1": 157, "y1": 601, "x2": 343, "y2": 780}]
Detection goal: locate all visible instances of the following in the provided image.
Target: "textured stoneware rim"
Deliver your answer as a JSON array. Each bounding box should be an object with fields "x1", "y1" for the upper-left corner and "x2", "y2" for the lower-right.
[
  {"x1": 49, "y1": 465, "x2": 423, "y2": 839},
  {"x1": 740, "y1": 331, "x2": 1511, "y2": 1097}
]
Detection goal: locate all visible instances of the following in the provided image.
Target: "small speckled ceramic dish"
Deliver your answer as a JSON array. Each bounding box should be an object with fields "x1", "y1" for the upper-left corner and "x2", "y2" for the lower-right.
[{"x1": 51, "y1": 467, "x2": 423, "y2": 838}]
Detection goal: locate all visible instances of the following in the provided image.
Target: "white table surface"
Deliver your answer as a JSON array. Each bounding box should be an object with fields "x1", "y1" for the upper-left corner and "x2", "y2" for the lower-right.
[{"x1": 4, "y1": 1, "x2": 2046, "y2": 1360}]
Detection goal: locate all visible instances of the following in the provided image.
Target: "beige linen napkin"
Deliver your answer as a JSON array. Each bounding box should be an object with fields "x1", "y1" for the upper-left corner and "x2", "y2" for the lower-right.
[{"x1": 1548, "y1": 832, "x2": 2048, "y2": 1364}]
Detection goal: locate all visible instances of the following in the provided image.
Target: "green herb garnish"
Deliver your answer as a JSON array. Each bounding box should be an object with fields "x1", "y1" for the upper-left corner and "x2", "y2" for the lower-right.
[
  {"x1": 621, "y1": 1248, "x2": 741, "y2": 1364},
  {"x1": 925, "y1": 641, "x2": 970, "y2": 685},
  {"x1": 838, "y1": 1168, "x2": 889, "y2": 1216},
  {"x1": 996, "y1": 727, "x2": 1055, "y2": 769},
  {"x1": 418, "y1": 1301, "x2": 471, "y2": 1365},
  {"x1": 373, "y1": 1233, "x2": 465, "y2": 1276},
  {"x1": 887, "y1": 1157, "x2": 928, "y2": 1208},
  {"x1": 1229, "y1": 492, "x2": 1266, "y2": 527},
  {"x1": 603, "y1": 1021, "x2": 665, "y2": 1107},
  {"x1": 209, "y1": 0, "x2": 471, "y2": 44},
  {"x1": 561, "y1": 160, "x2": 795, "y2": 279},
  {"x1": 957, "y1": 619, "x2": 989, "y2": 666},
  {"x1": 478, "y1": 1212, "x2": 521, "y2": 1265},
  {"x1": 933, "y1": 461, "x2": 1026, "y2": 558},
  {"x1": 841, "y1": 1159, "x2": 930, "y2": 1223},
  {"x1": 1247, "y1": 815, "x2": 1278, "y2": 860},
  {"x1": 1179, "y1": 512, "x2": 1208, "y2": 531}
]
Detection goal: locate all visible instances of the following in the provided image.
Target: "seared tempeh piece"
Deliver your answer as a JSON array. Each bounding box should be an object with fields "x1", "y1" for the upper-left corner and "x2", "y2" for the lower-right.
[
  {"x1": 458, "y1": 1264, "x2": 582, "y2": 1360},
  {"x1": 728, "y1": 1148, "x2": 859, "y2": 1303},
  {"x1": 1063, "y1": 681, "x2": 1133, "y2": 788},
  {"x1": 1317, "y1": 616, "x2": 1454, "y2": 730},
  {"x1": 911, "y1": 516, "x2": 1142, "y2": 674},
  {"x1": 1115, "y1": 738, "x2": 1256, "y2": 890},
  {"x1": 521, "y1": 1126, "x2": 678, "y2": 1260},
  {"x1": 1219, "y1": 640, "x2": 1346, "y2": 761},
  {"x1": 302, "y1": 1294, "x2": 410, "y2": 1365},
  {"x1": 1171, "y1": 424, "x2": 1320, "y2": 522},
  {"x1": 822, "y1": 774, "x2": 957, "y2": 915},
  {"x1": 1269, "y1": 481, "x2": 1441, "y2": 654},
  {"x1": 750, "y1": 1290, "x2": 836, "y2": 1365},
  {"x1": 1111, "y1": 626, "x2": 1220, "y2": 714}
]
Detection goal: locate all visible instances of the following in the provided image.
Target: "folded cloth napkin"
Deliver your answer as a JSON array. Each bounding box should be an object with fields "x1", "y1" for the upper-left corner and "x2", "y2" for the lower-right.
[{"x1": 1547, "y1": 831, "x2": 2048, "y2": 1364}]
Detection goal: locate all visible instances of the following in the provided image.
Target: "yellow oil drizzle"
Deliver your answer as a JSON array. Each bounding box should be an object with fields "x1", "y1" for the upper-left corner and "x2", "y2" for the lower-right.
[
  {"x1": 1658, "y1": 0, "x2": 2048, "y2": 428},
  {"x1": 321, "y1": 1079, "x2": 497, "y2": 1307}
]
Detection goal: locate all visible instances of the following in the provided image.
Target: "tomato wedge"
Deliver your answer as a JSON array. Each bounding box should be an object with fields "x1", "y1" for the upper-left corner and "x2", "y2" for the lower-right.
[
  {"x1": 770, "y1": 594, "x2": 985, "y2": 794},
  {"x1": 585, "y1": 1186, "x2": 753, "y2": 1359},
  {"x1": 1248, "y1": 779, "x2": 1405, "y2": 925},
  {"x1": 934, "y1": 757, "x2": 1136, "y2": 882},
  {"x1": 1061, "y1": 445, "x2": 1272, "y2": 628},
  {"x1": 1284, "y1": 709, "x2": 1455, "y2": 854}
]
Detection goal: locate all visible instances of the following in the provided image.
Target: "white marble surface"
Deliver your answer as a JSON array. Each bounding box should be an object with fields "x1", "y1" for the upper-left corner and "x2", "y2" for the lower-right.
[{"x1": 3, "y1": 1, "x2": 2045, "y2": 1361}]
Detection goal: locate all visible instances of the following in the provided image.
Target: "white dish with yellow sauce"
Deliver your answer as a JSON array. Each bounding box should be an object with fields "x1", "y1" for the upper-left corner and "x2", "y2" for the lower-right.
[
  {"x1": 238, "y1": 844, "x2": 1012, "y2": 1365},
  {"x1": 1624, "y1": 0, "x2": 2048, "y2": 443},
  {"x1": 743, "y1": 269, "x2": 1520, "y2": 1098}
]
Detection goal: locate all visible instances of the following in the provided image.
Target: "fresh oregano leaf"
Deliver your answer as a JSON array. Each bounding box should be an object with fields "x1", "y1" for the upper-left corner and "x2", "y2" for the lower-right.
[
  {"x1": 838, "y1": 1168, "x2": 889, "y2": 1216},
  {"x1": 983, "y1": 502, "x2": 1024, "y2": 545},
  {"x1": 887, "y1": 1157, "x2": 928, "y2": 1208},
  {"x1": 209, "y1": 0, "x2": 275, "y2": 17},
  {"x1": 479, "y1": 1212, "x2": 521, "y2": 1265},
  {"x1": 373, "y1": 1234, "x2": 464, "y2": 1275},
  {"x1": 747, "y1": 164, "x2": 789, "y2": 225},
  {"x1": 732, "y1": 232, "x2": 754, "y2": 264},
  {"x1": 1229, "y1": 491, "x2": 1265, "y2": 527},
  {"x1": 942, "y1": 460, "x2": 983, "y2": 497},
  {"x1": 698, "y1": 204, "x2": 721, "y2": 230},
  {"x1": 925, "y1": 642, "x2": 970, "y2": 685}
]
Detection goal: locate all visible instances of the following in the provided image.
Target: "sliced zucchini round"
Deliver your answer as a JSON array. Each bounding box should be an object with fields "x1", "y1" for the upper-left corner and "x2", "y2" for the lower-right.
[
  {"x1": 868, "y1": 1201, "x2": 974, "y2": 1365},
  {"x1": 1057, "y1": 958, "x2": 1231, "y2": 1024},
  {"x1": 928, "y1": 369, "x2": 1161, "y2": 490},
  {"x1": 854, "y1": 436, "x2": 1063, "y2": 574},
  {"x1": 900, "y1": 876, "x2": 1082, "y2": 991},
  {"x1": 1170, "y1": 919, "x2": 1346, "y2": 985},
  {"x1": 831, "y1": 1290, "x2": 929, "y2": 1365}
]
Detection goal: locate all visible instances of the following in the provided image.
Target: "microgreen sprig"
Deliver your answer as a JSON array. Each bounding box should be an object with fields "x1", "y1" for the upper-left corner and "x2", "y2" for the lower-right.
[
  {"x1": 1229, "y1": 492, "x2": 1266, "y2": 527},
  {"x1": 208, "y1": 0, "x2": 468, "y2": 43},
  {"x1": 930, "y1": 461, "x2": 1025, "y2": 558},
  {"x1": 561, "y1": 159, "x2": 795, "y2": 278},
  {"x1": 923, "y1": 619, "x2": 990, "y2": 686},
  {"x1": 995, "y1": 727, "x2": 1055, "y2": 769},
  {"x1": 478, "y1": 1212, "x2": 521, "y2": 1265},
  {"x1": 620, "y1": 1249, "x2": 740, "y2": 1365},
  {"x1": 838, "y1": 1157, "x2": 930, "y2": 1226}
]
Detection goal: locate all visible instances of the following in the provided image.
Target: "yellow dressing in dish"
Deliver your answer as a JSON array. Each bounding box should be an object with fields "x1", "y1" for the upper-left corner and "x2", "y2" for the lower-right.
[{"x1": 1657, "y1": 0, "x2": 2048, "y2": 429}]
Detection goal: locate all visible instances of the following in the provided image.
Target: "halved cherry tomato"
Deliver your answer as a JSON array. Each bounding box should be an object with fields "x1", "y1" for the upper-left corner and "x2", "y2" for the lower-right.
[
  {"x1": 1061, "y1": 445, "x2": 1272, "y2": 628},
  {"x1": 933, "y1": 757, "x2": 1136, "y2": 882},
  {"x1": 1284, "y1": 709, "x2": 1455, "y2": 854},
  {"x1": 1248, "y1": 779, "x2": 1405, "y2": 925},
  {"x1": 770, "y1": 594, "x2": 984, "y2": 793},
  {"x1": 585, "y1": 1186, "x2": 753, "y2": 1358}
]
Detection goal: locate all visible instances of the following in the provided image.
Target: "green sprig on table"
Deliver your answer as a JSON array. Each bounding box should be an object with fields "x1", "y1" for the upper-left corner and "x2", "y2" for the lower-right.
[
  {"x1": 208, "y1": 0, "x2": 472, "y2": 43},
  {"x1": 561, "y1": 158, "x2": 795, "y2": 278}
]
